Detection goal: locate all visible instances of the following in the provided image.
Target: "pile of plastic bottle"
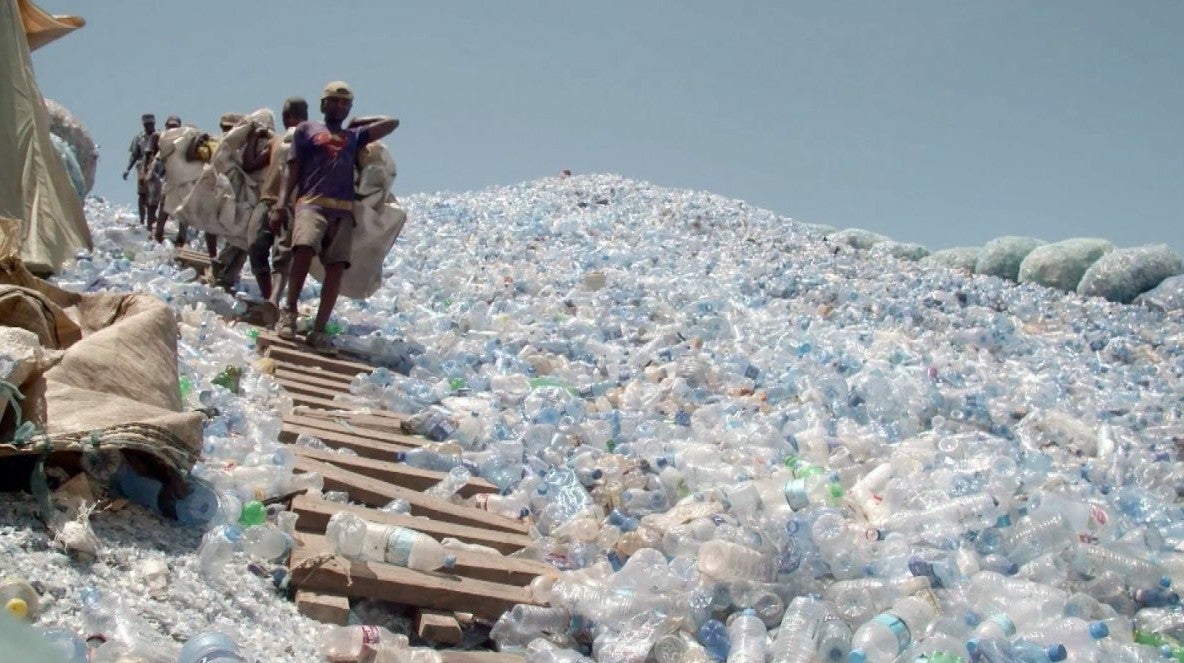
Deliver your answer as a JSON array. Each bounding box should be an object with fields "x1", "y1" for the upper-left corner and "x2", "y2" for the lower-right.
[{"x1": 24, "y1": 175, "x2": 1184, "y2": 661}]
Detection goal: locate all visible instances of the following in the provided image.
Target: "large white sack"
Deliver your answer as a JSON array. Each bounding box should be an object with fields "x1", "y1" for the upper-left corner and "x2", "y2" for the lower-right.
[
  {"x1": 309, "y1": 142, "x2": 406, "y2": 299},
  {"x1": 157, "y1": 126, "x2": 204, "y2": 216},
  {"x1": 173, "y1": 166, "x2": 236, "y2": 238}
]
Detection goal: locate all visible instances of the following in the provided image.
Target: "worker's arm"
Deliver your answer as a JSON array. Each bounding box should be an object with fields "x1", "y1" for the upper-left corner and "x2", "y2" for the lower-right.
[
  {"x1": 348, "y1": 116, "x2": 399, "y2": 142},
  {"x1": 124, "y1": 138, "x2": 141, "y2": 178},
  {"x1": 269, "y1": 157, "x2": 301, "y2": 232}
]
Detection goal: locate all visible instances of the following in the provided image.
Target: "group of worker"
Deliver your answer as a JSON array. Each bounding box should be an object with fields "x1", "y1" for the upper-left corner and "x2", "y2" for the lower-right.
[{"x1": 122, "y1": 81, "x2": 398, "y2": 355}]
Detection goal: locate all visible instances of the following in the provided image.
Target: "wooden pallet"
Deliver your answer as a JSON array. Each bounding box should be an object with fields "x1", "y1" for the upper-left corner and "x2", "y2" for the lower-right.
[
  {"x1": 290, "y1": 533, "x2": 538, "y2": 620},
  {"x1": 176, "y1": 248, "x2": 212, "y2": 272},
  {"x1": 253, "y1": 326, "x2": 545, "y2": 646}
]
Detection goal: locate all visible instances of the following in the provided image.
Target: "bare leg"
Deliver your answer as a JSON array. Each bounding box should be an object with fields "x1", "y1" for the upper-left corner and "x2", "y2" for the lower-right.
[
  {"x1": 154, "y1": 211, "x2": 168, "y2": 243},
  {"x1": 313, "y1": 263, "x2": 345, "y2": 333},
  {"x1": 137, "y1": 193, "x2": 147, "y2": 225},
  {"x1": 269, "y1": 270, "x2": 290, "y2": 308},
  {"x1": 205, "y1": 233, "x2": 218, "y2": 259},
  {"x1": 285, "y1": 245, "x2": 315, "y2": 314}
]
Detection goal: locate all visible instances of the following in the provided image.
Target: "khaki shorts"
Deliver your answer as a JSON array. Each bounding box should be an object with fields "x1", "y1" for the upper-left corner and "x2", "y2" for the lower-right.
[{"x1": 291, "y1": 206, "x2": 353, "y2": 267}]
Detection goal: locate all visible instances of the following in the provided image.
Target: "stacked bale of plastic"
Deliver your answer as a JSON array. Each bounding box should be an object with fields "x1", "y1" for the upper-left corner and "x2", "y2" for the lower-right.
[{"x1": 1017, "y1": 238, "x2": 1114, "y2": 292}]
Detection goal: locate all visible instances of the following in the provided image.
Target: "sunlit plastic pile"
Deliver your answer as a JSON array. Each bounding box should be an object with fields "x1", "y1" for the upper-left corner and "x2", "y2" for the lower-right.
[{"x1": 3, "y1": 174, "x2": 1184, "y2": 662}]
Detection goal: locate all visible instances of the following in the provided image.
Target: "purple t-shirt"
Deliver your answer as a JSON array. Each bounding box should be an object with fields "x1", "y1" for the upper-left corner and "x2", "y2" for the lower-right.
[{"x1": 289, "y1": 120, "x2": 372, "y2": 219}]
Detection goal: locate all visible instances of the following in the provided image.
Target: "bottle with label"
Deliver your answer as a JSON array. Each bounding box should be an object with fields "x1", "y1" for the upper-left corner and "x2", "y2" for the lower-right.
[
  {"x1": 320, "y1": 624, "x2": 409, "y2": 663},
  {"x1": 326, "y1": 513, "x2": 457, "y2": 571},
  {"x1": 848, "y1": 593, "x2": 940, "y2": 663}
]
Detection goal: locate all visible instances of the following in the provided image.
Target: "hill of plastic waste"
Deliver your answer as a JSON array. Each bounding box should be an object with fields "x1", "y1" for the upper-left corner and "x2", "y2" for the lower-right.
[{"x1": 3, "y1": 173, "x2": 1183, "y2": 661}]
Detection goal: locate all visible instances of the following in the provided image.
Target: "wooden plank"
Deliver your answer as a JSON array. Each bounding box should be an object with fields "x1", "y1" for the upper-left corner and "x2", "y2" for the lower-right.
[
  {"x1": 294, "y1": 457, "x2": 528, "y2": 534},
  {"x1": 416, "y1": 610, "x2": 462, "y2": 645},
  {"x1": 288, "y1": 391, "x2": 355, "y2": 412},
  {"x1": 285, "y1": 414, "x2": 427, "y2": 449},
  {"x1": 275, "y1": 367, "x2": 355, "y2": 392},
  {"x1": 289, "y1": 533, "x2": 535, "y2": 620},
  {"x1": 275, "y1": 375, "x2": 353, "y2": 401},
  {"x1": 281, "y1": 423, "x2": 413, "y2": 459},
  {"x1": 292, "y1": 496, "x2": 532, "y2": 555},
  {"x1": 295, "y1": 590, "x2": 350, "y2": 625},
  {"x1": 275, "y1": 362, "x2": 356, "y2": 385},
  {"x1": 296, "y1": 407, "x2": 408, "y2": 430},
  {"x1": 264, "y1": 344, "x2": 374, "y2": 378},
  {"x1": 439, "y1": 652, "x2": 525, "y2": 663},
  {"x1": 292, "y1": 447, "x2": 498, "y2": 497}
]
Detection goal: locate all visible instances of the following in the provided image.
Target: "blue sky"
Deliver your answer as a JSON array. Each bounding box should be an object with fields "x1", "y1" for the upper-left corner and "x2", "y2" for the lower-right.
[{"x1": 31, "y1": 1, "x2": 1184, "y2": 254}]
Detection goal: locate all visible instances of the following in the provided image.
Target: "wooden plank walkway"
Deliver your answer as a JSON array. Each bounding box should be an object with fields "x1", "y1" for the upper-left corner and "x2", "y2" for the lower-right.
[
  {"x1": 290, "y1": 533, "x2": 537, "y2": 620},
  {"x1": 247, "y1": 323, "x2": 543, "y2": 650}
]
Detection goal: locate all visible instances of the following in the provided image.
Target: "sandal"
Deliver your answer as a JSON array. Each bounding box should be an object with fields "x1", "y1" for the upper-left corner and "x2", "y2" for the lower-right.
[
  {"x1": 305, "y1": 330, "x2": 338, "y2": 357},
  {"x1": 275, "y1": 309, "x2": 298, "y2": 341}
]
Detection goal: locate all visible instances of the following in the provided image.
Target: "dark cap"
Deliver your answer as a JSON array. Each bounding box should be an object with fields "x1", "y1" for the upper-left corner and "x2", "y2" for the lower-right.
[
  {"x1": 282, "y1": 97, "x2": 308, "y2": 115},
  {"x1": 141, "y1": 113, "x2": 155, "y2": 123}
]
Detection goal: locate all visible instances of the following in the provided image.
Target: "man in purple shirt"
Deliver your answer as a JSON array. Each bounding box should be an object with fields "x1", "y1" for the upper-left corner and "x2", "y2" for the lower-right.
[{"x1": 270, "y1": 81, "x2": 398, "y2": 354}]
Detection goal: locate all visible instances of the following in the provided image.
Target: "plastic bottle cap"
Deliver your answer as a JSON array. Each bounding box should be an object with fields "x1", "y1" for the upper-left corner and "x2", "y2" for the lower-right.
[
  {"x1": 1046, "y1": 644, "x2": 1067, "y2": 661},
  {"x1": 4, "y1": 598, "x2": 27, "y2": 619},
  {"x1": 1161, "y1": 575, "x2": 1173, "y2": 588},
  {"x1": 238, "y1": 501, "x2": 266, "y2": 527},
  {"x1": 966, "y1": 638, "x2": 979, "y2": 655},
  {"x1": 393, "y1": 452, "x2": 407, "y2": 462},
  {"x1": 1088, "y1": 621, "x2": 1109, "y2": 639},
  {"x1": 443, "y1": 554, "x2": 457, "y2": 568},
  {"x1": 848, "y1": 650, "x2": 867, "y2": 663}
]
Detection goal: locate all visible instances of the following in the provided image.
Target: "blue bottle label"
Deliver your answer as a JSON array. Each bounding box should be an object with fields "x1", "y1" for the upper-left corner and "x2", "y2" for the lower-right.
[
  {"x1": 784, "y1": 479, "x2": 809, "y2": 510},
  {"x1": 989, "y1": 614, "x2": 1016, "y2": 637},
  {"x1": 384, "y1": 527, "x2": 417, "y2": 567},
  {"x1": 874, "y1": 614, "x2": 911, "y2": 653}
]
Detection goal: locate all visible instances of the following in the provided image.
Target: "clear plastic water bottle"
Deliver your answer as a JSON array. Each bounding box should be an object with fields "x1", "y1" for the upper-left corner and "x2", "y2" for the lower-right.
[
  {"x1": 726, "y1": 609, "x2": 767, "y2": 663},
  {"x1": 769, "y1": 595, "x2": 828, "y2": 663},
  {"x1": 36, "y1": 626, "x2": 88, "y2": 663},
  {"x1": 178, "y1": 631, "x2": 248, "y2": 663},
  {"x1": 242, "y1": 524, "x2": 293, "y2": 562},
  {"x1": 319, "y1": 624, "x2": 409, "y2": 662},
  {"x1": 0, "y1": 576, "x2": 39, "y2": 622},
  {"x1": 393, "y1": 445, "x2": 466, "y2": 472},
  {"x1": 197, "y1": 523, "x2": 244, "y2": 578},
  {"x1": 525, "y1": 637, "x2": 595, "y2": 662},
  {"x1": 424, "y1": 465, "x2": 472, "y2": 500},
  {"x1": 848, "y1": 594, "x2": 939, "y2": 663},
  {"x1": 697, "y1": 539, "x2": 773, "y2": 582},
  {"x1": 824, "y1": 576, "x2": 932, "y2": 625},
  {"x1": 654, "y1": 630, "x2": 711, "y2": 663},
  {"x1": 817, "y1": 607, "x2": 855, "y2": 663},
  {"x1": 967, "y1": 638, "x2": 1066, "y2": 663},
  {"x1": 326, "y1": 513, "x2": 457, "y2": 571},
  {"x1": 698, "y1": 618, "x2": 731, "y2": 661}
]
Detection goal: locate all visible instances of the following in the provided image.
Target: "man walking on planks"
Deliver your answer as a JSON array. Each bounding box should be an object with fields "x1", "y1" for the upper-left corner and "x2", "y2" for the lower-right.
[{"x1": 271, "y1": 81, "x2": 397, "y2": 355}]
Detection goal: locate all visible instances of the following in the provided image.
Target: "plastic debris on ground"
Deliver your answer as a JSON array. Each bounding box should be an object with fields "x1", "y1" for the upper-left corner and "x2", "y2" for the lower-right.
[{"x1": 0, "y1": 174, "x2": 1182, "y2": 662}]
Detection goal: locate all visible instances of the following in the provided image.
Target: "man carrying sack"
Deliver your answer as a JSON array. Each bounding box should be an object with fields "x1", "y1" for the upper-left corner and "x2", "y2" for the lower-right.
[{"x1": 270, "y1": 81, "x2": 397, "y2": 355}]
